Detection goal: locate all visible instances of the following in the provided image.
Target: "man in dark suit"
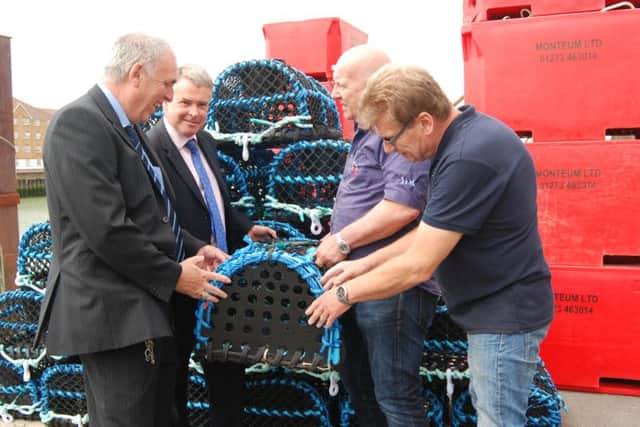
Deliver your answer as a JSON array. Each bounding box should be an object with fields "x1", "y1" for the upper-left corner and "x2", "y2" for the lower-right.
[
  {"x1": 37, "y1": 34, "x2": 231, "y2": 427},
  {"x1": 147, "y1": 64, "x2": 276, "y2": 427}
]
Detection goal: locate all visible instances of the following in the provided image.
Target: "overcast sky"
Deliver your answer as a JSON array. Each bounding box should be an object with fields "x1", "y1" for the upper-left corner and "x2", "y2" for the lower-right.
[{"x1": 1, "y1": 1, "x2": 463, "y2": 109}]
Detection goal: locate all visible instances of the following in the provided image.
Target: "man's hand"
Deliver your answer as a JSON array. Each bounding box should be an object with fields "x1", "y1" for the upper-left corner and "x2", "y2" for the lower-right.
[
  {"x1": 195, "y1": 245, "x2": 230, "y2": 271},
  {"x1": 305, "y1": 287, "x2": 351, "y2": 328},
  {"x1": 321, "y1": 259, "x2": 370, "y2": 290},
  {"x1": 247, "y1": 225, "x2": 277, "y2": 242},
  {"x1": 314, "y1": 234, "x2": 346, "y2": 269},
  {"x1": 176, "y1": 256, "x2": 230, "y2": 302}
]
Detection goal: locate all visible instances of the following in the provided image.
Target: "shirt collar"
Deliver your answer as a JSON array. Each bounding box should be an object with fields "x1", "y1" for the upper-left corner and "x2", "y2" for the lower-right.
[
  {"x1": 97, "y1": 83, "x2": 131, "y2": 128},
  {"x1": 163, "y1": 116, "x2": 197, "y2": 150}
]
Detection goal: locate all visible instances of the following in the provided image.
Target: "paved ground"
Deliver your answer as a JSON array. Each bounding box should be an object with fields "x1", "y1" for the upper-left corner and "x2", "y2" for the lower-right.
[
  {"x1": 3, "y1": 390, "x2": 639, "y2": 426},
  {"x1": 561, "y1": 390, "x2": 640, "y2": 427}
]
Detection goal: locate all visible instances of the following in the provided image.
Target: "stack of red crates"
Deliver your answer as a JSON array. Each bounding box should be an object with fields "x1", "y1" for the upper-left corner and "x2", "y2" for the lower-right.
[
  {"x1": 263, "y1": 18, "x2": 368, "y2": 141},
  {"x1": 463, "y1": 0, "x2": 640, "y2": 395}
]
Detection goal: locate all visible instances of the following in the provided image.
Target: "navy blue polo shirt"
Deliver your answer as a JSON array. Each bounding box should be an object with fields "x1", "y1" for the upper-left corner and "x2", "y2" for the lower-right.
[{"x1": 422, "y1": 105, "x2": 553, "y2": 333}]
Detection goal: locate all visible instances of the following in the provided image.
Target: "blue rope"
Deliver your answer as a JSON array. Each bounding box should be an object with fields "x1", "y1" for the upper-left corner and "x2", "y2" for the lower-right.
[
  {"x1": 244, "y1": 377, "x2": 332, "y2": 427},
  {"x1": 194, "y1": 243, "x2": 341, "y2": 367}
]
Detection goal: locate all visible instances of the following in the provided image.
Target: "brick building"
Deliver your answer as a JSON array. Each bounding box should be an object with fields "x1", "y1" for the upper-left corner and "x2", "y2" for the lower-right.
[{"x1": 12, "y1": 98, "x2": 55, "y2": 196}]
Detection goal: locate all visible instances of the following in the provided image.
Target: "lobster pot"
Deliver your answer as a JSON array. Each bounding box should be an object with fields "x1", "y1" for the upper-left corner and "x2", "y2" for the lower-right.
[
  {"x1": 186, "y1": 368, "x2": 210, "y2": 427},
  {"x1": 0, "y1": 289, "x2": 48, "y2": 373},
  {"x1": 423, "y1": 302, "x2": 470, "y2": 377},
  {"x1": 248, "y1": 221, "x2": 307, "y2": 242},
  {"x1": 16, "y1": 221, "x2": 52, "y2": 290},
  {"x1": 194, "y1": 241, "x2": 341, "y2": 372},
  {"x1": 525, "y1": 361, "x2": 565, "y2": 427},
  {"x1": 243, "y1": 369, "x2": 334, "y2": 427},
  {"x1": 209, "y1": 59, "x2": 342, "y2": 143},
  {"x1": 263, "y1": 139, "x2": 349, "y2": 238},
  {"x1": 0, "y1": 360, "x2": 40, "y2": 421},
  {"x1": 218, "y1": 145, "x2": 275, "y2": 220},
  {"x1": 216, "y1": 150, "x2": 254, "y2": 218},
  {"x1": 38, "y1": 364, "x2": 88, "y2": 426}
]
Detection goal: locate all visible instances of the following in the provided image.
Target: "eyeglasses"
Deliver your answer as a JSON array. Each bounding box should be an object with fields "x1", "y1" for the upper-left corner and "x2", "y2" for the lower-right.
[{"x1": 381, "y1": 121, "x2": 411, "y2": 146}]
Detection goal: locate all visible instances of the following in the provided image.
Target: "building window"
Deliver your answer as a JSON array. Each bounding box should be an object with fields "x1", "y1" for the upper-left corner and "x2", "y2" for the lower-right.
[
  {"x1": 36, "y1": 132, "x2": 41, "y2": 140},
  {"x1": 23, "y1": 118, "x2": 30, "y2": 126},
  {"x1": 14, "y1": 131, "x2": 18, "y2": 140},
  {"x1": 34, "y1": 119, "x2": 40, "y2": 127},
  {"x1": 24, "y1": 132, "x2": 31, "y2": 139},
  {"x1": 15, "y1": 145, "x2": 19, "y2": 153},
  {"x1": 16, "y1": 159, "x2": 27, "y2": 168},
  {"x1": 28, "y1": 159, "x2": 38, "y2": 167},
  {"x1": 35, "y1": 145, "x2": 43, "y2": 153},
  {"x1": 24, "y1": 145, "x2": 31, "y2": 153}
]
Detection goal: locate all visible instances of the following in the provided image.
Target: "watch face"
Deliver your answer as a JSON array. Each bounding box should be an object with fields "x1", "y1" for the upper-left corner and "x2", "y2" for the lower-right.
[{"x1": 336, "y1": 286, "x2": 348, "y2": 304}]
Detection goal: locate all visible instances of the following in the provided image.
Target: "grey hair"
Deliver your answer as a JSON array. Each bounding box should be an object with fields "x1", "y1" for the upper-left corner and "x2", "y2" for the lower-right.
[
  {"x1": 104, "y1": 33, "x2": 171, "y2": 82},
  {"x1": 178, "y1": 64, "x2": 213, "y2": 89}
]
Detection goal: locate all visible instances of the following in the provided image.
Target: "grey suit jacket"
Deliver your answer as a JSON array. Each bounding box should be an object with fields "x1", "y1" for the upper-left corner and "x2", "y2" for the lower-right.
[{"x1": 36, "y1": 85, "x2": 202, "y2": 355}]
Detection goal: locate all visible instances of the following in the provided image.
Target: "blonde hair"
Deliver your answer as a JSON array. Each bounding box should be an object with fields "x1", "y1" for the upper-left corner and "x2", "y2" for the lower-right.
[
  {"x1": 178, "y1": 64, "x2": 213, "y2": 89},
  {"x1": 359, "y1": 64, "x2": 451, "y2": 129}
]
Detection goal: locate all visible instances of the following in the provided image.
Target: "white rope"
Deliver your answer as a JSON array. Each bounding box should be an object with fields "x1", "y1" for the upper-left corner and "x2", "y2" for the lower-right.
[{"x1": 602, "y1": 1, "x2": 635, "y2": 11}]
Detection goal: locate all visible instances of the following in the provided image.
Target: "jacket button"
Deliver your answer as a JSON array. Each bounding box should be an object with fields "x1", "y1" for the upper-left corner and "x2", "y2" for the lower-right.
[{"x1": 162, "y1": 216, "x2": 169, "y2": 223}]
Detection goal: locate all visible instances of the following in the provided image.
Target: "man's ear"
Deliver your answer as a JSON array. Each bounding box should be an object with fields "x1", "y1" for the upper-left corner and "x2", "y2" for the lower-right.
[
  {"x1": 418, "y1": 112, "x2": 435, "y2": 135},
  {"x1": 129, "y1": 63, "x2": 144, "y2": 88}
]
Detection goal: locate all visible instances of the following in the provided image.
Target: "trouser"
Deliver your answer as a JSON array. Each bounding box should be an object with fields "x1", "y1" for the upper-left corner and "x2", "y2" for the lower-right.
[
  {"x1": 467, "y1": 324, "x2": 550, "y2": 427},
  {"x1": 80, "y1": 337, "x2": 177, "y2": 427},
  {"x1": 338, "y1": 288, "x2": 439, "y2": 427},
  {"x1": 173, "y1": 294, "x2": 246, "y2": 427}
]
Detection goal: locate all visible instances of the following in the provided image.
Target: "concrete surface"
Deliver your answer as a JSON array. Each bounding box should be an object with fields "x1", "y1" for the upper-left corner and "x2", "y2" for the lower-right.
[{"x1": 560, "y1": 390, "x2": 640, "y2": 427}]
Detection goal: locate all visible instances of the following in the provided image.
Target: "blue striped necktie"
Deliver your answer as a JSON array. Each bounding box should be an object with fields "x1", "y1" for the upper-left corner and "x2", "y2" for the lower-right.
[
  {"x1": 124, "y1": 125, "x2": 185, "y2": 261},
  {"x1": 185, "y1": 139, "x2": 227, "y2": 253}
]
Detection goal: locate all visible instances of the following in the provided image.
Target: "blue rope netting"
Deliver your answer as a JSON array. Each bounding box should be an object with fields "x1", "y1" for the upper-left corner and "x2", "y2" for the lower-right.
[
  {"x1": 244, "y1": 376, "x2": 332, "y2": 427},
  {"x1": 0, "y1": 360, "x2": 40, "y2": 421},
  {"x1": 0, "y1": 289, "x2": 47, "y2": 370},
  {"x1": 217, "y1": 150, "x2": 254, "y2": 216},
  {"x1": 194, "y1": 241, "x2": 341, "y2": 370},
  {"x1": 16, "y1": 221, "x2": 52, "y2": 290},
  {"x1": 186, "y1": 371, "x2": 210, "y2": 427},
  {"x1": 266, "y1": 139, "x2": 349, "y2": 209},
  {"x1": 208, "y1": 59, "x2": 341, "y2": 141},
  {"x1": 242, "y1": 221, "x2": 310, "y2": 246},
  {"x1": 38, "y1": 363, "x2": 88, "y2": 426}
]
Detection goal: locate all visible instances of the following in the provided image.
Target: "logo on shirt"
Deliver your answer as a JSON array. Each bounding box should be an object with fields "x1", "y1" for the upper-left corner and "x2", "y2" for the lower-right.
[
  {"x1": 351, "y1": 160, "x2": 358, "y2": 176},
  {"x1": 400, "y1": 176, "x2": 416, "y2": 187}
]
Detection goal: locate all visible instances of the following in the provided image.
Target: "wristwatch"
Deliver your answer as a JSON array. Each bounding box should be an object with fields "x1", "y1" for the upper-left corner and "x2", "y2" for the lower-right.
[
  {"x1": 335, "y1": 232, "x2": 351, "y2": 255},
  {"x1": 336, "y1": 284, "x2": 351, "y2": 305}
]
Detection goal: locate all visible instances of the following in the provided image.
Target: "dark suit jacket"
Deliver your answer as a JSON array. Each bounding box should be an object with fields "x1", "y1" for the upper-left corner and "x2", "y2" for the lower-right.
[
  {"x1": 37, "y1": 85, "x2": 203, "y2": 355},
  {"x1": 146, "y1": 120, "x2": 253, "y2": 254}
]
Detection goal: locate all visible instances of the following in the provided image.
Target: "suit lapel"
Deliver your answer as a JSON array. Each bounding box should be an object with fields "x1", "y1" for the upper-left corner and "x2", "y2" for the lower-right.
[
  {"x1": 158, "y1": 122, "x2": 207, "y2": 210},
  {"x1": 88, "y1": 85, "x2": 137, "y2": 151}
]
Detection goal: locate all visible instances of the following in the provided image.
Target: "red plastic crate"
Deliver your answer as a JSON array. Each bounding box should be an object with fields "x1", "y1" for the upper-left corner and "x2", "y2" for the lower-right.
[
  {"x1": 463, "y1": 9, "x2": 640, "y2": 141},
  {"x1": 263, "y1": 17, "x2": 367, "y2": 80},
  {"x1": 528, "y1": 141, "x2": 640, "y2": 266},
  {"x1": 463, "y1": 0, "x2": 640, "y2": 22},
  {"x1": 540, "y1": 265, "x2": 640, "y2": 395}
]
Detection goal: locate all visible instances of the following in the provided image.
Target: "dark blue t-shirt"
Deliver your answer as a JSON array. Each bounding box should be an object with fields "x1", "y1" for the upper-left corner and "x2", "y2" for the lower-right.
[{"x1": 422, "y1": 105, "x2": 553, "y2": 334}]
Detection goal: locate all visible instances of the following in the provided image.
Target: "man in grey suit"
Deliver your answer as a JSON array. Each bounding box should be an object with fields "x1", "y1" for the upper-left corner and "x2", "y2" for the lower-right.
[
  {"x1": 37, "y1": 34, "x2": 230, "y2": 427},
  {"x1": 147, "y1": 64, "x2": 276, "y2": 426}
]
